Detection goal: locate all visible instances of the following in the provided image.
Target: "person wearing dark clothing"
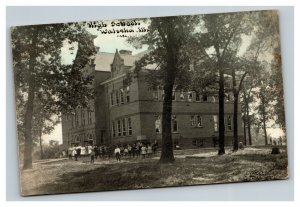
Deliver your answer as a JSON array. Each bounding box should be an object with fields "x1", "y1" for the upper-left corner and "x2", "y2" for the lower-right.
[
  {"x1": 76, "y1": 147, "x2": 81, "y2": 160},
  {"x1": 90, "y1": 147, "x2": 95, "y2": 164},
  {"x1": 128, "y1": 144, "x2": 132, "y2": 158},
  {"x1": 94, "y1": 146, "x2": 99, "y2": 159},
  {"x1": 132, "y1": 144, "x2": 136, "y2": 158}
]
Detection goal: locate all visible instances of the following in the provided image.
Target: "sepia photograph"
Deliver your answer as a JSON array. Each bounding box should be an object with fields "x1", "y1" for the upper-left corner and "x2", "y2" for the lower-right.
[{"x1": 11, "y1": 9, "x2": 288, "y2": 196}]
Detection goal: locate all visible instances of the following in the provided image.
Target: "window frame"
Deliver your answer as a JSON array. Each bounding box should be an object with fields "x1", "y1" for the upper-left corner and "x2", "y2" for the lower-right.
[
  {"x1": 117, "y1": 120, "x2": 121, "y2": 137},
  {"x1": 120, "y1": 88, "x2": 125, "y2": 104},
  {"x1": 190, "y1": 115, "x2": 195, "y2": 127},
  {"x1": 115, "y1": 90, "x2": 119, "y2": 105},
  {"x1": 155, "y1": 115, "x2": 161, "y2": 134},
  {"x1": 227, "y1": 115, "x2": 232, "y2": 131},
  {"x1": 172, "y1": 90, "x2": 176, "y2": 101},
  {"x1": 213, "y1": 115, "x2": 218, "y2": 132},
  {"x1": 195, "y1": 92, "x2": 200, "y2": 102},
  {"x1": 127, "y1": 117, "x2": 132, "y2": 136},
  {"x1": 188, "y1": 91, "x2": 193, "y2": 102},
  {"x1": 172, "y1": 115, "x2": 178, "y2": 133},
  {"x1": 112, "y1": 121, "x2": 116, "y2": 138},
  {"x1": 122, "y1": 118, "x2": 126, "y2": 136},
  {"x1": 197, "y1": 115, "x2": 202, "y2": 127},
  {"x1": 110, "y1": 91, "x2": 114, "y2": 106},
  {"x1": 126, "y1": 86, "x2": 130, "y2": 103}
]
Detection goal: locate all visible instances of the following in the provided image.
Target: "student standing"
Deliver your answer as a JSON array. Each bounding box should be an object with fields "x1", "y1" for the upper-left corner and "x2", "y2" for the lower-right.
[
  {"x1": 90, "y1": 147, "x2": 95, "y2": 164},
  {"x1": 141, "y1": 145, "x2": 147, "y2": 159},
  {"x1": 147, "y1": 145, "x2": 153, "y2": 157},
  {"x1": 114, "y1": 146, "x2": 121, "y2": 161}
]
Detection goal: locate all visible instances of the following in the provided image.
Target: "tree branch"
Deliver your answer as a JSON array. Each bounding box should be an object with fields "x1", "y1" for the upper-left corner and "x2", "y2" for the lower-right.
[{"x1": 238, "y1": 72, "x2": 248, "y2": 93}]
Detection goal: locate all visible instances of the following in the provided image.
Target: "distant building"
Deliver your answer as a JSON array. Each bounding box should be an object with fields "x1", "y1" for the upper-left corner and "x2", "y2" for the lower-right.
[{"x1": 62, "y1": 49, "x2": 244, "y2": 148}]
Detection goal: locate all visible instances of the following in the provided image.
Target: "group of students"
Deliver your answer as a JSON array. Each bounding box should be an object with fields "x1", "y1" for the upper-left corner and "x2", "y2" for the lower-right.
[
  {"x1": 114, "y1": 142, "x2": 157, "y2": 161},
  {"x1": 68, "y1": 141, "x2": 158, "y2": 163},
  {"x1": 68, "y1": 145, "x2": 96, "y2": 163}
]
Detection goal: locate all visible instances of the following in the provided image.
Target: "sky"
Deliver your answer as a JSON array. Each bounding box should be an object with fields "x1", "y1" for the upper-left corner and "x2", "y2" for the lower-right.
[{"x1": 43, "y1": 16, "x2": 284, "y2": 145}]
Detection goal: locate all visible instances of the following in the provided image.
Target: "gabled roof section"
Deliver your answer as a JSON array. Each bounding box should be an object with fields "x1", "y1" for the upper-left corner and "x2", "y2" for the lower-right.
[
  {"x1": 94, "y1": 49, "x2": 149, "y2": 72},
  {"x1": 94, "y1": 52, "x2": 115, "y2": 71}
]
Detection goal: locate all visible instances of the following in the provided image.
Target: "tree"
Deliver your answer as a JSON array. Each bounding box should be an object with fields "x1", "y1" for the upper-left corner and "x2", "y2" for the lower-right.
[
  {"x1": 240, "y1": 84, "x2": 255, "y2": 145},
  {"x1": 231, "y1": 63, "x2": 248, "y2": 151},
  {"x1": 197, "y1": 12, "x2": 252, "y2": 154},
  {"x1": 12, "y1": 23, "x2": 96, "y2": 169},
  {"x1": 239, "y1": 10, "x2": 283, "y2": 145},
  {"x1": 128, "y1": 16, "x2": 198, "y2": 163},
  {"x1": 254, "y1": 69, "x2": 274, "y2": 145},
  {"x1": 270, "y1": 47, "x2": 285, "y2": 131}
]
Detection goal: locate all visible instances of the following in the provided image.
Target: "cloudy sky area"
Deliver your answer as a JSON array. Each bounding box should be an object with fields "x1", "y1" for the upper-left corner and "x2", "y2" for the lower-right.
[{"x1": 43, "y1": 17, "x2": 284, "y2": 145}]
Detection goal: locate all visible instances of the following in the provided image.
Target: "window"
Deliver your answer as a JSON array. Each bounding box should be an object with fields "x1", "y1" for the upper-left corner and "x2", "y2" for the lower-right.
[
  {"x1": 81, "y1": 110, "x2": 85, "y2": 126},
  {"x1": 202, "y1": 95, "x2": 208, "y2": 102},
  {"x1": 75, "y1": 136, "x2": 79, "y2": 143},
  {"x1": 126, "y1": 86, "x2": 130, "y2": 103},
  {"x1": 112, "y1": 121, "x2": 116, "y2": 138},
  {"x1": 190, "y1": 115, "x2": 195, "y2": 127},
  {"x1": 227, "y1": 116, "x2": 232, "y2": 130},
  {"x1": 155, "y1": 116, "x2": 161, "y2": 133},
  {"x1": 120, "y1": 88, "x2": 125, "y2": 104},
  {"x1": 153, "y1": 90, "x2": 159, "y2": 101},
  {"x1": 191, "y1": 115, "x2": 202, "y2": 127},
  {"x1": 213, "y1": 115, "x2": 218, "y2": 132},
  {"x1": 180, "y1": 91, "x2": 185, "y2": 101},
  {"x1": 71, "y1": 115, "x2": 74, "y2": 128},
  {"x1": 172, "y1": 115, "x2": 178, "y2": 132},
  {"x1": 110, "y1": 92, "x2": 114, "y2": 106},
  {"x1": 225, "y1": 93, "x2": 230, "y2": 102},
  {"x1": 87, "y1": 111, "x2": 92, "y2": 124},
  {"x1": 188, "y1": 91, "x2": 193, "y2": 102},
  {"x1": 158, "y1": 86, "x2": 163, "y2": 99},
  {"x1": 195, "y1": 92, "x2": 200, "y2": 102},
  {"x1": 172, "y1": 91, "x2": 176, "y2": 101},
  {"x1": 127, "y1": 117, "x2": 132, "y2": 135},
  {"x1": 197, "y1": 115, "x2": 202, "y2": 127},
  {"x1": 75, "y1": 112, "x2": 79, "y2": 127},
  {"x1": 122, "y1": 119, "x2": 126, "y2": 136},
  {"x1": 115, "y1": 91, "x2": 119, "y2": 105},
  {"x1": 117, "y1": 120, "x2": 121, "y2": 137}
]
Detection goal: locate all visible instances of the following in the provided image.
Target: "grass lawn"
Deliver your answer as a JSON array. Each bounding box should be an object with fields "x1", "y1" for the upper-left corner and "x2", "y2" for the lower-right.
[{"x1": 20, "y1": 147, "x2": 288, "y2": 196}]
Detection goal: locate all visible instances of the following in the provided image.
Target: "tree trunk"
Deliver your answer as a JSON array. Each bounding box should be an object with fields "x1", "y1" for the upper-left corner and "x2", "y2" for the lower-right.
[
  {"x1": 232, "y1": 69, "x2": 239, "y2": 151},
  {"x1": 243, "y1": 117, "x2": 247, "y2": 146},
  {"x1": 233, "y1": 92, "x2": 239, "y2": 151},
  {"x1": 263, "y1": 116, "x2": 268, "y2": 145},
  {"x1": 246, "y1": 104, "x2": 252, "y2": 146},
  {"x1": 160, "y1": 83, "x2": 175, "y2": 163},
  {"x1": 218, "y1": 68, "x2": 225, "y2": 155},
  {"x1": 23, "y1": 28, "x2": 38, "y2": 170},
  {"x1": 39, "y1": 128, "x2": 44, "y2": 160},
  {"x1": 261, "y1": 95, "x2": 268, "y2": 145},
  {"x1": 159, "y1": 19, "x2": 176, "y2": 163}
]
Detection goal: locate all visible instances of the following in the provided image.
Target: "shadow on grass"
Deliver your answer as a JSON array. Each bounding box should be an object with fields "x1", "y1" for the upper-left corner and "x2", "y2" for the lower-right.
[{"x1": 23, "y1": 152, "x2": 288, "y2": 196}]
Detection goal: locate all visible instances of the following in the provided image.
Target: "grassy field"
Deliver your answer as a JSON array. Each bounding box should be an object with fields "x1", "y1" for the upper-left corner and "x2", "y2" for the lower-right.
[{"x1": 20, "y1": 147, "x2": 288, "y2": 196}]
